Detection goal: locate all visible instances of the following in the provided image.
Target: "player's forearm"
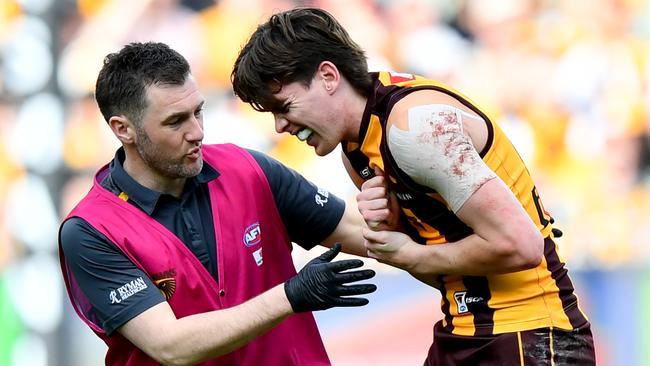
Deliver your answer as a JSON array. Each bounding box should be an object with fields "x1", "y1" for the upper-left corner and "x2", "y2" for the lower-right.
[
  {"x1": 410, "y1": 233, "x2": 542, "y2": 276},
  {"x1": 141, "y1": 284, "x2": 293, "y2": 366}
]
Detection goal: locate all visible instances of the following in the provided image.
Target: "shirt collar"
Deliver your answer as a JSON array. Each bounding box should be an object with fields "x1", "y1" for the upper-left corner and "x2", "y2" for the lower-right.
[{"x1": 110, "y1": 147, "x2": 220, "y2": 214}]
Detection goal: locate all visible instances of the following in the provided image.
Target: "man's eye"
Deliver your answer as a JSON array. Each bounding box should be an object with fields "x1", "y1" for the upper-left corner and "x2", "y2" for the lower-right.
[{"x1": 194, "y1": 108, "x2": 203, "y2": 117}]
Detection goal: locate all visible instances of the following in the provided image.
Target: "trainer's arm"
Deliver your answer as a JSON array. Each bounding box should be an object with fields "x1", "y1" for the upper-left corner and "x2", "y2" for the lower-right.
[
  {"x1": 248, "y1": 149, "x2": 367, "y2": 256},
  {"x1": 319, "y1": 200, "x2": 369, "y2": 257},
  {"x1": 119, "y1": 285, "x2": 291, "y2": 366},
  {"x1": 120, "y1": 245, "x2": 375, "y2": 366}
]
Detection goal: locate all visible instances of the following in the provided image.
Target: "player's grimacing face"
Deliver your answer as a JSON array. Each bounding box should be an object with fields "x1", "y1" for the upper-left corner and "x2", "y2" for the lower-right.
[
  {"x1": 270, "y1": 80, "x2": 343, "y2": 156},
  {"x1": 136, "y1": 76, "x2": 205, "y2": 178}
]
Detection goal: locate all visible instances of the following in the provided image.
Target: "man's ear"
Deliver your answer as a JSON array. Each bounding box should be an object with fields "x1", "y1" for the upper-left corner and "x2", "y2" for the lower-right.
[
  {"x1": 317, "y1": 61, "x2": 340, "y2": 94},
  {"x1": 108, "y1": 115, "x2": 136, "y2": 144}
]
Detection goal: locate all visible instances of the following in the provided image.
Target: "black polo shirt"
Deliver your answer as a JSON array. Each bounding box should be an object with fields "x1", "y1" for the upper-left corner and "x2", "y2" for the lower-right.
[{"x1": 60, "y1": 147, "x2": 345, "y2": 335}]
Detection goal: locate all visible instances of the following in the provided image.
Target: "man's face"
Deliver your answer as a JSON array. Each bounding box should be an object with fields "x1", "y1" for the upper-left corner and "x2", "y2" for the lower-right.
[
  {"x1": 135, "y1": 75, "x2": 205, "y2": 179},
  {"x1": 271, "y1": 78, "x2": 344, "y2": 156}
]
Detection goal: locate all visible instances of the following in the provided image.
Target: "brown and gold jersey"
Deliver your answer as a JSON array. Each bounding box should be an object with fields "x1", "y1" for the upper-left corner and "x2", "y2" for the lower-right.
[{"x1": 343, "y1": 71, "x2": 589, "y2": 336}]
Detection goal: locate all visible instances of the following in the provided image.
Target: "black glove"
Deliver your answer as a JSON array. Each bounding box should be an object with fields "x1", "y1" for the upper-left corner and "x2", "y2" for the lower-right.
[{"x1": 284, "y1": 243, "x2": 377, "y2": 313}]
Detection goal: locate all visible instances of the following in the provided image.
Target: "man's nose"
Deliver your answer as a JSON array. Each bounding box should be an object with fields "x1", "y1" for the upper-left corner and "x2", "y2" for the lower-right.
[
  {"x1": 187, "y1": 116, "x2": 204, "y2": 142},
  {"x1": 274, "y1": 114, "x2": 289, "y2": 134}
]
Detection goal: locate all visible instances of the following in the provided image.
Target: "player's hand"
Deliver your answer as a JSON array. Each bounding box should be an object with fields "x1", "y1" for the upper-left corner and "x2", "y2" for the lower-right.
[
  {"x1": 284, "y1": 243, "x2": 377, "y2": 313},
  {"x1": 357, "y1": 168, "x2": 401, "y2": 231},
  {"x1": 362, "y1": 228, "x2": 419, "y2": 270}
]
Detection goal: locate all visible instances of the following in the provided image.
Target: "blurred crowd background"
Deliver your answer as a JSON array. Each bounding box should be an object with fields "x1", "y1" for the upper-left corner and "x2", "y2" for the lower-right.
[{"x1": 1, "y1": 0, "x2": 650, "y2": 365}]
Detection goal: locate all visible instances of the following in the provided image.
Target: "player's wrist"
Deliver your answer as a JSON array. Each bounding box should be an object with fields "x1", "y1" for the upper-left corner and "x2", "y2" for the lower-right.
[{"x1": 406, "y1": 241, "x2": 431, "y2": 274}]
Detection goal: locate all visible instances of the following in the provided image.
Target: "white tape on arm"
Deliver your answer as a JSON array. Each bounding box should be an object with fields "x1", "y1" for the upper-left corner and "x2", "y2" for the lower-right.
[{"x1": 388, "y1": 104, "x2": 496, "y2": 212}]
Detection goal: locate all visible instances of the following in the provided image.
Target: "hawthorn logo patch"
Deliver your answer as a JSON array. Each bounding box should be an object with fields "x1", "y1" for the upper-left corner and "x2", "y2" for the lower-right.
[
  {"x1": 154, "y1": 278, "x2": 176, "y2": 300},
  {"x1": 152, "y1": 269, "x2": 177, "y2": 300}
]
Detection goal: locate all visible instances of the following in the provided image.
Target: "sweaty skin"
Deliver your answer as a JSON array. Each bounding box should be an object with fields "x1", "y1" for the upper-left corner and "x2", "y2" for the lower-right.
[{"x1": 387, "y1": 104, "x2": 496, "y2": 212}]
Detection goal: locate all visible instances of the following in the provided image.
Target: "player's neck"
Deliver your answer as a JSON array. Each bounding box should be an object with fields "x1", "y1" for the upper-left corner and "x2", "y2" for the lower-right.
[{"x1": 341, "y1": 88, "x2": 368, "y2": 143}]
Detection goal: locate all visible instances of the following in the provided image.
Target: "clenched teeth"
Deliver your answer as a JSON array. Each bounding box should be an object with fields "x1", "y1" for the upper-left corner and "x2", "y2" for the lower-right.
[{"x1": 297, "y1": 128, "x2": 313, "y2": 141}]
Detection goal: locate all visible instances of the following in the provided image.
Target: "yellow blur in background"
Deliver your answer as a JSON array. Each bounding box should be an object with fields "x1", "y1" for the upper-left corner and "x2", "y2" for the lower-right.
[{"x1": 1, "y1": 0, "x2": 650, "y2": 365}]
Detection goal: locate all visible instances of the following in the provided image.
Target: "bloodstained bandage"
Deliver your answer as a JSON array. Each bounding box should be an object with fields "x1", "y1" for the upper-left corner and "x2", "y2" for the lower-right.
[{"x1": 388, "y1": 104, "x2": 496, "y2": 212}]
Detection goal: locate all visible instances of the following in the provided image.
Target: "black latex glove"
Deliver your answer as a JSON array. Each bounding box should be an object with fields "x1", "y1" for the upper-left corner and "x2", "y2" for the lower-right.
[{"x1": 284, "y1": 243, "x2": 377, "y2": 313}]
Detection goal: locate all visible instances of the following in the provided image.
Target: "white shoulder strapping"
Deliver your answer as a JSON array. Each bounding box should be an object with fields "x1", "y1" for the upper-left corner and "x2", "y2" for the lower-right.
[{"x1": 388, "y1": 104, "x2": 496, "y2": 212}]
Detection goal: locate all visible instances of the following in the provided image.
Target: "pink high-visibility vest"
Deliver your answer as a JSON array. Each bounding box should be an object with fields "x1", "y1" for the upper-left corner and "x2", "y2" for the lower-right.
[{"x1": 59, "y1": 144, "x2": 330, "y2": 365}]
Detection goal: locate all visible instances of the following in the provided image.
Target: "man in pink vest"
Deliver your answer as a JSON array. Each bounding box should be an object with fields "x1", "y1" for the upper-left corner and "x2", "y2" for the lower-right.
[{"x1": 58, "y1": 42, "x2": 376, "y2": 366}]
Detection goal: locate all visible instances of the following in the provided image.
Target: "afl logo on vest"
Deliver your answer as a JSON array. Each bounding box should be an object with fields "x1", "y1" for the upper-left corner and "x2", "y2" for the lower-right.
[
  {"x1": 243, "y1": 222, "x2": 262, "y2": 247},
  {"x1": 243, "y1": 222, "x2": 264, "y2": 266}
]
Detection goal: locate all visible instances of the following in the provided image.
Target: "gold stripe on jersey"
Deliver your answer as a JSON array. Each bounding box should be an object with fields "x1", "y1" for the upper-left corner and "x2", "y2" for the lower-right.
[
  {"x1": 443, "y1": 275, "x2": 477, "y2": 336},
  {"x1": 401, "y1": 208, "x2": 446, "y2": 244},
  {"x1": 360, "y1": 115, "x2": 384, "y2": 172},
  {"x1": 344, "y1": 71, "x2": 589, "y2": 336}
]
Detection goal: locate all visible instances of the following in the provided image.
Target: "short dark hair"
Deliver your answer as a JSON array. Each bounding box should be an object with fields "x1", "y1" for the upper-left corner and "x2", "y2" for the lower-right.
[
  {"x1": 95, "y1": 42, "x2": 191, "y2": 124},
  {"x1": 231, "y1": 7, "x2": 373, "y2": 112}
]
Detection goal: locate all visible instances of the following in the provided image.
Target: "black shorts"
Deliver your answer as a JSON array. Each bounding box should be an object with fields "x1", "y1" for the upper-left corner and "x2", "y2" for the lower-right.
[{"x1": 424, "y1": 321, "x2": 595, "y2": 366}]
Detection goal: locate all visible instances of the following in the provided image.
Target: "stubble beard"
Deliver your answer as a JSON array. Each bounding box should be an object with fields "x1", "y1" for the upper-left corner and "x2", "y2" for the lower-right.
[{"x1": 135, "y1": 127, "x2": 203, "y2": 179}]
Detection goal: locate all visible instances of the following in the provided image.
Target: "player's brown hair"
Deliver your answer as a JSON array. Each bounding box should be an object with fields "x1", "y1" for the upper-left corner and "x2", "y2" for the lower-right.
[{"x1": 231, "y1": 7, "x2": 373, "y2": 112}]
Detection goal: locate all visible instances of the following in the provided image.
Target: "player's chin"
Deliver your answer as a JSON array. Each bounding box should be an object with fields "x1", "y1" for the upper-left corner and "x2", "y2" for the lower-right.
[{"x1": 314, "y1": 142, "x2": 336, "y2": 156}]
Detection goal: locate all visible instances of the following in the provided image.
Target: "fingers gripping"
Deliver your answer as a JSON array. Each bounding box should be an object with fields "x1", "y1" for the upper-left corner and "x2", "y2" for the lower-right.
[{"x1": 358, "y1": 168, "x2": 402, "y2": 231}]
